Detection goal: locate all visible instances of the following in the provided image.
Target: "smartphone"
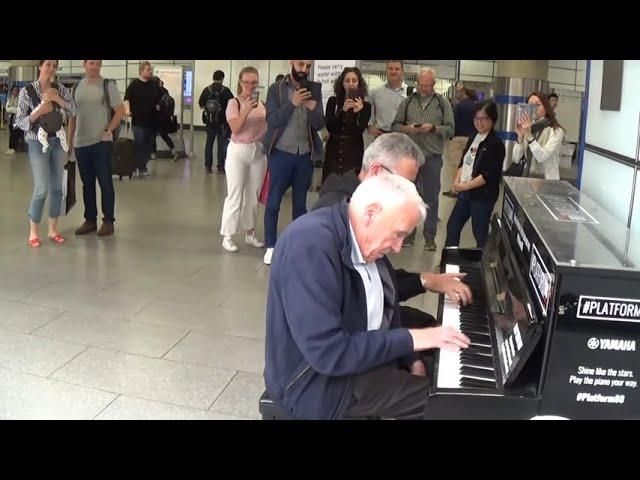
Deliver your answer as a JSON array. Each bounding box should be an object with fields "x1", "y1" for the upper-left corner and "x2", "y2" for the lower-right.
[
  {"x1": 347, "y1": 89, "x2": 358, "y2": 100},
  {"x1": 298, "y1": 79, "x2": 310, "y2": 91},
  {"x1": 251, "y1": 91, "x2": 260, "y2": 104},
  {"x1": 517, "y1": 103, "x2": 537, "y2": 123}
]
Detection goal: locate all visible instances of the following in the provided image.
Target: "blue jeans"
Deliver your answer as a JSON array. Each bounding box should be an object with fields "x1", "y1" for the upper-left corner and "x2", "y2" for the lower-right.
[
  {"x1": 132, "y1": 124, "x2": 155, "y2": 171},
  {"x1": 75, "y1": 141, "x2": 116, "y2": 223},
  {"x1": 264, "y1": 148, "x2": 313, "y2": 248},
  {"x1": 27, "y1": 139, "x2": 65, "y2": 223},
  {"x1": 445, "y1": 192, "x2": 495, "y2": 248}
]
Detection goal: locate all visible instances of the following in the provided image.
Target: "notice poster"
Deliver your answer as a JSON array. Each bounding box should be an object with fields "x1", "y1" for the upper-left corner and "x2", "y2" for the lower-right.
[
  {"x1": 155, "y1": 66, "x2": 184, "y2": 123},
  {"x1": 313, "y1": 60, "x2": 357, "y2": 113}
]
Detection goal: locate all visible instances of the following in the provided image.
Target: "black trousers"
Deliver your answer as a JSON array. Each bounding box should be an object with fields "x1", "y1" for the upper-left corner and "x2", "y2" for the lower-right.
[
  {"x1": 341, "y1": 306, "x2": 437, "y2": 420},
  {"x1": 204, "y1": 124, "x2": 229, "y2": 170},
  {"x1": 342, "y1": 364, "x2": 431, "y2": 420},
  {"x1": 8, "y1": 115, "x2": 22, "y2": 150}
]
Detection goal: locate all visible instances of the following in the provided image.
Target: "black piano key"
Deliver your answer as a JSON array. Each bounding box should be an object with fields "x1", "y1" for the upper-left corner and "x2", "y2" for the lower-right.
[
  {"x1": 467, "y1": 345, "x2": 493, "y2": 356},
  {"x1": 465, "y1": 333, "x2": 491, "y2": 344},
  {"x1": 460, "y1": 324, "x2": 489, "y2": 334},
  {"x1": 460, "y1": 366, "x2": 496, "y2": 380},
  {"x1": 460, "y1": 377, "x2": 497, "y2": 389},
  {"x1": 460, "y1": 354, "x2": 495, "y2": 369}
]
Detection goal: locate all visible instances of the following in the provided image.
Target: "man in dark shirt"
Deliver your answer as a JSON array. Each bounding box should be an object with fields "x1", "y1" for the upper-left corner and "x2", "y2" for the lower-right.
[
  {"x1": 198, "y1": 70, "x2": 234, "y2": 174},
  {"x1": 124, "y1": 61, "x2": 162, "y2": 177},
  {"x1": 443, "y1": 85, "x2": 476, "y2": 197}
]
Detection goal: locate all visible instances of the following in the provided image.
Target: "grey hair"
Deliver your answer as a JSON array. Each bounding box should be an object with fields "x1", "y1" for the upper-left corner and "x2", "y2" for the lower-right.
[
  {"x1": 350, "y1": 174, "x2": 427, "y2": 223},
  {"x1": 361, "y1": 132, "x2": 425, "y2": 173},
  {"x1": 419, "y1": 67, "x2": 437, "y2": 78}
]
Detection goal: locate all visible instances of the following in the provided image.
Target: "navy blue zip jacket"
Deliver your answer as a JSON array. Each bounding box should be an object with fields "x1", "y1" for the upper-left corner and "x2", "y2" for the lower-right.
[{"x1": 264, "y1": 200, "x2": 415, "y2": 419}]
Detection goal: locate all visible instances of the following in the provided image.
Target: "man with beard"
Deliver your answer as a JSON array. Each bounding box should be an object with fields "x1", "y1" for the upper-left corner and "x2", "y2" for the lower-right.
[{"x1": 262, "y1": 60, "x2": 325, "y2": 265}]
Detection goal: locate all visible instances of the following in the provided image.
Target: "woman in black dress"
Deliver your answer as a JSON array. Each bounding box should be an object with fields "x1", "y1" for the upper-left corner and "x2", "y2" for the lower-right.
[{"x1": 322, "y1": 67, "x2": 371, "y2": 184}]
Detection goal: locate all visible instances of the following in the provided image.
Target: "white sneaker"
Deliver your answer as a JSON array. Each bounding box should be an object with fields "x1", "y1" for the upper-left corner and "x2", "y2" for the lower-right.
[
  {"x1": 222, "y1": 236, "x2": 239, "y2": 253},
  {"x1": 4, "y1": 149, "x2": 15, "y2": 155},
  {"x1": 263, "y1": 247, "x2": 274, "y2": 265},
  {"x1": 245, "y1": 232, "x2": 265, "y2": 248},
  {"x1": 150, "y1": 153, "x2": 157, "y2": 160}
]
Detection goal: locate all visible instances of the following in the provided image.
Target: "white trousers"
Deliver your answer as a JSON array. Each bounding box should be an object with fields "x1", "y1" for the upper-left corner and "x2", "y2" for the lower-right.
[{"x1": 220, "y1": 140, "x2": 267, "y2": 237}]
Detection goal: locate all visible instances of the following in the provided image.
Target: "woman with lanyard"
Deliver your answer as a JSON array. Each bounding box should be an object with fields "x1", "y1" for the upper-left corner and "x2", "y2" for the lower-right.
[
  {"x1": 445, "y1": 100, "x2": 505, "y2": 248},
  {"x1": 511, "y1": 91, "x2": 564, "y2": 180}
]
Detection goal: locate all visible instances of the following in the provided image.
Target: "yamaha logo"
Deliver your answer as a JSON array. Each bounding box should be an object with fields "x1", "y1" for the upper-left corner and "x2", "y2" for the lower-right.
[{"x1": 586, "y1": 337, "x2": 636, "y2": 352}]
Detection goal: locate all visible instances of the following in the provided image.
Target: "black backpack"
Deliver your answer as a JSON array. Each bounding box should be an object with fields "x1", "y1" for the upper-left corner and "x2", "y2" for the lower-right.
[
  {"x1": 159, "y1": 91, "x2": 175, "y2": 118},
  {"x1": 26, "y1": 82, "x2": 64, "y2": 134},
  {"x1": 72, "y1": 78, "x2": 120, "y2": 138},
  {"x1": 203, "y1": 83, "x2": 224, "y2": 125}
]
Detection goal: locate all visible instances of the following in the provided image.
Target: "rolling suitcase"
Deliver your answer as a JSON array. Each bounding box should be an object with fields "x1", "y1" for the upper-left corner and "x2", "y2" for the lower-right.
[{"x1": 113, "y1": 118, "x2": 137, "y2": 179}]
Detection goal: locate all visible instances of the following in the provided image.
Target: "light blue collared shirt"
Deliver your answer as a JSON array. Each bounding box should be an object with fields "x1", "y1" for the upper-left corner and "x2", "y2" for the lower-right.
[{"x1": 348, "y1": 220, "x2": 384, "y2": 331}]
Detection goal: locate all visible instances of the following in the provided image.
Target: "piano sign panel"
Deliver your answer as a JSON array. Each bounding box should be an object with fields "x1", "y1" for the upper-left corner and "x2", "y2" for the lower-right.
[
  {"x1": 577, "y1": 295, "x2": 640, "y2": 323},
  {"x1": 503, "y1": 195, "x2": 514, "y2": 230},
  {"x1": 529, "y1": 244, "x2": 553, "y2": 317}
]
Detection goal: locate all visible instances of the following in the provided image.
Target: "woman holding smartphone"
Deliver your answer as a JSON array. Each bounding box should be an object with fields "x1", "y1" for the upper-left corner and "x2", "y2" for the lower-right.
[
  {"x1": 322, "y1": 67, "x2": 371, "y2": 184},
  {"x1": 219, "y1": 66, "x2": 268, "y2": 253},
  {"x1": 511, "y1": 91, "x2": 564, "y2": 180}
]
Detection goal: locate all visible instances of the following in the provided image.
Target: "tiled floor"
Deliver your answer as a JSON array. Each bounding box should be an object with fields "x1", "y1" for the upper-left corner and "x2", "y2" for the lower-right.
[{"x1": 0, "y1": 128, "x2": 482, "y2": 420}]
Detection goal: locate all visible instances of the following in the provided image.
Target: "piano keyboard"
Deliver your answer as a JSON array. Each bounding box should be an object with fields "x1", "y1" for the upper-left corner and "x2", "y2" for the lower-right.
[{"x1": 436, "y1": 263, "x2": 498, "y2": 390}]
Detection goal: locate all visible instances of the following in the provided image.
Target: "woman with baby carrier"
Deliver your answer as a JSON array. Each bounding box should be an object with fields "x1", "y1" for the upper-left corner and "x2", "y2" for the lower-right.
[{"x1": 15, "y1": 60, "x2": 76, "y2": 247}]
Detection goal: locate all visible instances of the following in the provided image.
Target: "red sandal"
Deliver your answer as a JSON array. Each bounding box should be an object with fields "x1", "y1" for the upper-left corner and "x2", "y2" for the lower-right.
[
  {"x1": 48, "y1": 234, "x2": 65, "y2": 244},
  {"x1": 28, "y1": 238, "x2": 41, "y2": 248}
]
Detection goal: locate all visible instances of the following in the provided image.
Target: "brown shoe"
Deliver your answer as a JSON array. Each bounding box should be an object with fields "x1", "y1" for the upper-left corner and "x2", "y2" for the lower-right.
[
  {"x1": 97, "y1": 221, "x2": 114, "y2": 237},
  {"x1": 75, "y1": 220, "x2": 97, "y2": 235}
]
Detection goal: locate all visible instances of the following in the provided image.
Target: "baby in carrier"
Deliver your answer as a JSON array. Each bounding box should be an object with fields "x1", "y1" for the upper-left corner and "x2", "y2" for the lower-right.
[{"x1": 27, "y1": 83, "x2": 69, "y2": 153}]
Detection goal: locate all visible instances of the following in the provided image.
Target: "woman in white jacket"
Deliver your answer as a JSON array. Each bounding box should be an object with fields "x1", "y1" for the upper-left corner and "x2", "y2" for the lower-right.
[{"x1": 511, "y1": 91, "x2": 564, "y2": 180}]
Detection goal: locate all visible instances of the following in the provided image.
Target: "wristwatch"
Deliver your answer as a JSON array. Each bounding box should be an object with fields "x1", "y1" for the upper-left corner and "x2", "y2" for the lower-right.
[{"x1": 526, "y1": 135, "x2": 534, "y2": 144}]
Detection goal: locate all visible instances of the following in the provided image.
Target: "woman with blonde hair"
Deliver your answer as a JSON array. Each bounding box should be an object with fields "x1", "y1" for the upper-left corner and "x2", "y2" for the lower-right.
[{"x1": 219, "y1": 66, "x2": 268, "y2": 253}]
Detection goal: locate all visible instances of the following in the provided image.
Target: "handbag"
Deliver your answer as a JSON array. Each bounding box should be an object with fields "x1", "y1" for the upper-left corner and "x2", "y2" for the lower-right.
[
  {"x1": 61, "y1": 160, "x2": 76, "y2": 215},
  {"x1": 505, "y1": 160, "x2": 524, "y2": 177},
  {"x1": 259, "y1": 170, "x2": 270, "y2": 205}
]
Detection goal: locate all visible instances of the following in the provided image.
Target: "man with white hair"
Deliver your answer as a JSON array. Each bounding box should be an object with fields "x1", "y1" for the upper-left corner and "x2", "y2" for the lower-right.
[
  {"x1": 264, "y1": 174, "x2": 470, "y2": 420},
  {"x1": 313, "y1": 133, "x2": 473, "y2": 333},
  {"x1": 392, "y1": 67, "x2": 455, "y2": 250}
]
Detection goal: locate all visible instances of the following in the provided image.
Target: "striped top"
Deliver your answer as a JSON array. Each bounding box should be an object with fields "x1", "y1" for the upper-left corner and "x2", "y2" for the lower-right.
[
  {"x1": 392, "y1": 93, "x2": 455, "y2": 155},
  {"x1": 15, "y1": 80, "x2": 76, "y2": 142}
]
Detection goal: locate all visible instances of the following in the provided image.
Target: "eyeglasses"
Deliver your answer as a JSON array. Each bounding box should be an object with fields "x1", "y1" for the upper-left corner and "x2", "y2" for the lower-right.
[
  {"x1": 241, "y1": 81, "x2": 259, "y2": 86},
  {"x1": 474, "y1": 116, "x2": 491, "y2": 122},
  {"x1": 380, "y1": 165, "x2": 395, "y2": 174}
]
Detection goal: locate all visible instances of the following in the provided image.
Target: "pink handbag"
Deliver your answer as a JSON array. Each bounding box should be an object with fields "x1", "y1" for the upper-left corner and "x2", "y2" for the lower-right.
[{"x1": 259, "y1": 170, "x2": 270, "y2": 205}]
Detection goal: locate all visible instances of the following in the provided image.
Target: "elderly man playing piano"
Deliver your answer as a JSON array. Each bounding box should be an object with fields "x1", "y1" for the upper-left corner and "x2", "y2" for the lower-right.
[{"x1": 264, "y1": 174, "x2": 471, "y2": 420}]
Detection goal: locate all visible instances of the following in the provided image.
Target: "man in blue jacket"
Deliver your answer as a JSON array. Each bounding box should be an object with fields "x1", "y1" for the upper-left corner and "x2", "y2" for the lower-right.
[
  {"x1": 262, "y1": 60, "x2": 325, "y2": 266},
  {"x1": 264, "y1": 174, "x2": 471, "y2": 420}
]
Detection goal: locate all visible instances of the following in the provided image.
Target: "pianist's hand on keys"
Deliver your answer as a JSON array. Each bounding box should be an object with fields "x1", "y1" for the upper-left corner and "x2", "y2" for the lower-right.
[
  {"x1": 408, "y1": 326, "x2": 471, "y2": 352},
  {"x1": 420, "y1": 272, "x2": 473, "y2": 305}
]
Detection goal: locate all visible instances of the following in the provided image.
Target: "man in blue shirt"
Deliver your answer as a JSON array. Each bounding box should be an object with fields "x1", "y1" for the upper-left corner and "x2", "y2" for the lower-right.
[{"x1": 443, "y1": 85, "x2": 477, "y2": 198}]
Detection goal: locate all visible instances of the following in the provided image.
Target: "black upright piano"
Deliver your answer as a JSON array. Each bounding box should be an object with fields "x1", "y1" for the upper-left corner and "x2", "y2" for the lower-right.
[{"x1": 425, "y1": 177, "x2": 640, "y2": 419}]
